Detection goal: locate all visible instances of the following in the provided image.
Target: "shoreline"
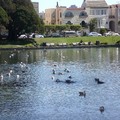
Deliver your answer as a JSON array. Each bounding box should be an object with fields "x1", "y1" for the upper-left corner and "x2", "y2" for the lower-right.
[{"x1": 0, "y1": 44, "x2": 120, "y2": 50}]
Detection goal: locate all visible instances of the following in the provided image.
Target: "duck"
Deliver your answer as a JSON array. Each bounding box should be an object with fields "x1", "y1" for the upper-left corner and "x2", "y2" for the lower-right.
[
  {"x1": 65, "y1": 79, "x2": 75, "y2": 84},
  {"x1": 79, "y1": 91, "x2": 86, "y2": 97},
  {"x1": 55, "y1": 79, "x2": 62, "y2": 83},
  {"x1": 64, "y1": 68, "x2": 70, "y2": 73},
  {"x1": 58, "y1": 72, "x2": 63, "y2": 75},
  {"x1": 52, "y1": 69, "x2": 56, "y2": 74},
  {"x1": 53, "y1": 64, "x2": 57, "y2": 67},
  {"x1": 99, "y1": 106, "x2": 104, "y2": 113},
  {"x1": 51, "y1": 76, "x2": 55, "y2": 80},
  {"x1": 68, "y1": 76, "x2": 72, "y2": 79},
  {"x1": 95, "y1": 78, "x2": 99, "y2": 82},
  {"x1": 95, "y1": 78, "x2": 105, "y2": 84}
]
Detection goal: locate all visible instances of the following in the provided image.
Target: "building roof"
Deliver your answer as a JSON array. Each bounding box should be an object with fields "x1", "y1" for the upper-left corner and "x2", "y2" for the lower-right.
[
  {"x1": 81, "y1": 0, "x2": 108, "y2": 8},
  {"x1": 66, "y1": 8, "x2": 83, "y2": 10},
  {"x1": 109, "y1": 4, "x2": 120, "y2": 8}
]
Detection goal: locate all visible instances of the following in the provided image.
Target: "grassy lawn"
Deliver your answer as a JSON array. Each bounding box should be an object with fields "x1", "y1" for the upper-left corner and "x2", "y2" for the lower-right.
[
  {"x1": 0, "y1": 36, "x2": 120, "y2": 48},
  {"x1": 0, "y1": 45, "x2": 24, "y2": 48},
  {"x1": 35, "y1": 36, "x2": 120, "y2": 45}
]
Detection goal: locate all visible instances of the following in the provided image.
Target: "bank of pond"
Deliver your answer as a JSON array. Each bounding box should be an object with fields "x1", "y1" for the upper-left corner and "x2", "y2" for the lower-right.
[{"x1": 0, "y1": 36, "x2": 120, "y2": 49}]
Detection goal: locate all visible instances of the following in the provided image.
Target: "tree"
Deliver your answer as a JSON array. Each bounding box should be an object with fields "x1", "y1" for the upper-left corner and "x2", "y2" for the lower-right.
[
  {"x1": 39, "y1": 18, "x2": 45, "y2": 34},
  {"x1": 44, "y1": 25, "x2": 56, "y2": 34},
  {"x1": 0, "y1": 7, "x2": 9, "y2": 38},
  {"x1": 0, "y1": 0, "x2": 15, "y2": 13},
  {"x1": 70, "y1": 25, "x2": 81, "y2": 31},
  {"x1": 55, "y1": 25, "x2": 66, "y2": 33},
  {"x1": 0, "y1": 0, "x2": 40, "y2": 40},
  {"x1": 10, "y1": 8, "x2": 40, "y2": 40},
  {"x1": 0, "y1": 7, "x2": 9, "y2": 26},
  {"x1": 99, "y1": 28, "x2": 106, "y2": 35},
  {"x1": 89, "y1": 18, "x2": 97, "y2": 32}
]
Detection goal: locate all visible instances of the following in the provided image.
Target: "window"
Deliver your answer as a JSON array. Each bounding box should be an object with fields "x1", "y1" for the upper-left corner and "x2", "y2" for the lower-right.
[
  {"x1": 79, "y1": 11, "x2": 88, "y2": 17},
  {"x1": 96, "y1": 10, "x2": 100, "y2": 15},
  {"x1": 60, "y1": 12, "x2": 62, "y2": 18},
  {"x1": 65, "y1": 11, "x2": 74, "y2": 17},
  {"x1": 90, "y1": 9, "x2": 107, "y2": 15},
  {"x1": 101, "y1": 9, "x2": 106, "y2": 15},
  {"x1": 66, "y1": 21, "x2": 72, "y2": 25},
  {"x1": 90, "y1": 10, "x2": 95, "y2": 15}
]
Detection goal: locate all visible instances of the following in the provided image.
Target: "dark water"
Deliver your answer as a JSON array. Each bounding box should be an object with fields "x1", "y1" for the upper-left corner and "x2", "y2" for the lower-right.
[{"x1": 0, "y1": 48, "x2": 120, "y2": 120}]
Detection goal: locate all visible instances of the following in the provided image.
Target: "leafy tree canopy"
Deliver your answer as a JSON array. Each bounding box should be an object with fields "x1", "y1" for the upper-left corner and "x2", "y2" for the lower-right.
[
  {"x1": 0, "y1": 0, "x2": 40, "y2": 40},
  {"x1": 89, "y1": 18, "x2": 97, "y2": 32},
  {"x1": 0, "y1": 6, "x2": 9, "y2": 26}
]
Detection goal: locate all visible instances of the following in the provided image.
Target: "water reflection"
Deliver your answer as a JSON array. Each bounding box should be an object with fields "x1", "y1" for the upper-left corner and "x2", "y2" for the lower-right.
[
  {"x1": 0, "y1": 48, "x2": 120, "y2": 64},
  {"x1": 0, "y1": 48, "x2": 120, "y2": 120}
]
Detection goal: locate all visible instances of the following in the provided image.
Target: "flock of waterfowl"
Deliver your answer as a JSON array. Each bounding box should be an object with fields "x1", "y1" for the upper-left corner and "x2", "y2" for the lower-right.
[
  {"x1": 52, "y1": 67, "x2": 76, "y2": 84},
  {"x1": 51, "y1": 64, "x2": 105, "y2": 114},
  {"x1": 0, "y1": 52, "x2": 105, "y2": 114},
  {"x1": 0, "y1": 62, "x2": 29, "y2": 87}
]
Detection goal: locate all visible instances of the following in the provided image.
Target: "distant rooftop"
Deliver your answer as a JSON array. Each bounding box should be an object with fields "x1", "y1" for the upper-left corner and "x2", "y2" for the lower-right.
[
  {"x1": 81, "y1": 0, "x2": 108, "y2": 8},
  {"x1": 69, "y1": 5, "x2": 78, "y2": 8}
]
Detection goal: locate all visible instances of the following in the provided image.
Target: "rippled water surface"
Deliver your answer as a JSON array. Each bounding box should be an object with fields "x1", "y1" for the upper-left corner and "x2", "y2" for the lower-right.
[{"x1": 0, "y1": 48, "x2": 120, "y2": 120}]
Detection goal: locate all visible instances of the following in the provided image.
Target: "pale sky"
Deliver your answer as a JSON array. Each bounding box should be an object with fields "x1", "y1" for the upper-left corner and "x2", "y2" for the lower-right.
[{"x1": 31, "y1": 0, "x2": 120, "y2": 12}]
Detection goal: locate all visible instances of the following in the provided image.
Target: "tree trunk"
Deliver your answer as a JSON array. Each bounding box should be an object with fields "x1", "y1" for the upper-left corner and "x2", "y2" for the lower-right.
[{"x1": 8, "y1": 24, "x2": 17, "y2": 41}]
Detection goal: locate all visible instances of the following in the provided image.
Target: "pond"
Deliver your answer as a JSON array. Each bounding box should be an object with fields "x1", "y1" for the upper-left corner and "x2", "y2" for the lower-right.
[{"x1": 0, "y1": 47, "x2": 120, "y2": 120}]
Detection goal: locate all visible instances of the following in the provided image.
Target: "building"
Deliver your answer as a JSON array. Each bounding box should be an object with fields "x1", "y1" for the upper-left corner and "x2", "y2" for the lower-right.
[
  {"x1": 45, "y1": 2, "x2": 66, "y2": 25},
  {"x1": 80, "y1": 0, "x2": 108, "y2": 29},
  {"x1": 108, "y1": 4, "x2": 120, "y2": 32},
  {"x1": 44, "y1": 0, "x2": 120, "y2": 33},
  {"x1": 39, "y1": 12, "x2": 45, "y2": 22},
  {"x1": 32, "y1": 2, "x2": 39, "y2": 15},
  {"x1": 45, "y1": 8, "x2": 56, "y2": 25}
]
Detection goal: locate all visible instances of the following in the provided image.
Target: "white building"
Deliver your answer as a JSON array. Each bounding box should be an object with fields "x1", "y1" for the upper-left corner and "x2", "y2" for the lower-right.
[{"x1": 44, "y1": 0, "x2": 120, "y2": 33}]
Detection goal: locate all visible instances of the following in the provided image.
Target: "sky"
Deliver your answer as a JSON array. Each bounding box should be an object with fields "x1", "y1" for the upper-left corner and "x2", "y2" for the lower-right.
[{"x1": 31, "y1": 0, "x2": 120, "y2": 12}]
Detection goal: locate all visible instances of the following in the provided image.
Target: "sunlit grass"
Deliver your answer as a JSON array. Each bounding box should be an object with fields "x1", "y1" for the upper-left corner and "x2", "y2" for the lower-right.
[
  {"x1": 0, "y1": 45, "x2": 24, "y2": 48},
  {"x1": 35, "y1": 36, "x2": 120, "y2": 45},
  {"x1": 0, "y1": 36, "x2": 120, "y2": 48}
]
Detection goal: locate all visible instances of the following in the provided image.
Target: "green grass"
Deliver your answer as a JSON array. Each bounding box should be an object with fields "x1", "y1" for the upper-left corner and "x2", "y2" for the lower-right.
[
  {"x1": 0, "y1": 36, "x2": 120, "y2": 48},
  {"x1": 35, "y1": 36, "x2": 120, "y2": 45},
  {"x1": 0, "y1": 45, "x2": 24, "y2": 48}
]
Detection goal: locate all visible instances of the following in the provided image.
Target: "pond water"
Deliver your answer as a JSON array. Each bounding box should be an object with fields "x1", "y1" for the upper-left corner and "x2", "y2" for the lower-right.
[{"x1": 0, "y1": 48, "x2": 120, "y2": 120}]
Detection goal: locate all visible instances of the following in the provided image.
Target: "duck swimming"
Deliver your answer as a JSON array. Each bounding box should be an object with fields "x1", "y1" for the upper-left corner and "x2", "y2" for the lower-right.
[
  {"x1": 95, "y1": 78, "x2": 105, "y2": 84},
  {"x1": 65, "y1": 79, "x2": 75, "y2": 84},
  {"x1": 79, "y1": 91, "x2": 86, "y2": 97},
  {"x1": 99, "y1": 106, "x2": 104, "y2": 113}
]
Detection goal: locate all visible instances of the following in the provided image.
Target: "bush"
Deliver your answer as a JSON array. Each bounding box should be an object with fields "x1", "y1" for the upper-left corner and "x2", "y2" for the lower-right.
[
  {"x1": 95, "y1": 40, "x2": 100, "y2": 45},
  {"x1": 99, "y1": 28, "x2": 107, "y2": 35},
  {"x1": 41, "y1": 42, "x2": 47, "y2": 46},
  {"x1": 116, "y1": 40, "x2": 120, "y2": 45}
]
